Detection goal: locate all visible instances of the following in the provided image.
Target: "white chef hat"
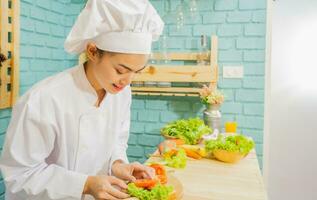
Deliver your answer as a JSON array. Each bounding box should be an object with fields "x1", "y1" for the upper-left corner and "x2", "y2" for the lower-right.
[{"x1": 64, "y1": 0, "x2": 164, "y2": 54}]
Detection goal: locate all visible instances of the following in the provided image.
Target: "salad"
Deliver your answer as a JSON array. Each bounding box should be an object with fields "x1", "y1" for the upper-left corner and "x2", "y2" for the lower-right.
[
  {"x1": 127, "y1": 164, "x2": 175, "y2": 200},
  {"x1": 205, "y1": 134, "x2": 255, "y2": 155},
  {"x1": 163, "y1": 148, "x2": 187, "y2": 169},
  {"x1": 161, "y1": 118, "x2": 212, "y2": 145}
]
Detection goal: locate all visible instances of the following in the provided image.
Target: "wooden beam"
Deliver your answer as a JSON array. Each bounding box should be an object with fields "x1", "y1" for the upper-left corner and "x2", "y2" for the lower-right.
[
  {"x1": 11, "y1": 0, "x2": 20, "y2": 106},
  {"x1": 132, "y1": 92, "x2": 200, "y2": 97},
  {"x1": 0, "y1": 0, "x2": 19, "y2": 109},
  {"x1": 151, "y1": 52, "x2": 209, "y2": 61},
  {"x1": 0, "y1": 0, "x2": 10, "y2": 109},
  {"x1": 133, "y1": 65, "x2": 217, "y2": 83},
  {"x1": 131, "y1": 87, "x2": 202, "y2": 93}
]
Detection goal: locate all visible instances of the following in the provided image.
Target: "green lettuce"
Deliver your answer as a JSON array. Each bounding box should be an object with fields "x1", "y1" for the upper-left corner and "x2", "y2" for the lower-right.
[
  {"x1": 205, "y1": 134, "x2": 255, "y2": 155},
  {"x1": 164, "y1": 148, "x2": 187, "y2": 169},
  {"x1": 127, "y1": 183, "x2": 173, "y2": 200},
  {"x1": 161, "y1": 118, "x2": 212, "y2": 144}
]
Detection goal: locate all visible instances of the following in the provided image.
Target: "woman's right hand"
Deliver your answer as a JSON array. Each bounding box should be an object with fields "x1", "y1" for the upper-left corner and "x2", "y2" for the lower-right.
[{"x1": 83, "y1": 175, "x2": 130, "y2": 200}]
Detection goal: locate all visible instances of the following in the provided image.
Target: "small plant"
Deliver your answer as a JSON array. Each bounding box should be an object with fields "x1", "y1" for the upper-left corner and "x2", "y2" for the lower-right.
[{"x1": 199, "y1": 85, "x2": 224, "y2": 106}]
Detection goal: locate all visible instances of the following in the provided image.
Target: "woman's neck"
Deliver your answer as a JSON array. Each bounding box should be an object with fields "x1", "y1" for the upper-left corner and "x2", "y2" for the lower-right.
[{"x1": 84, "y1": 62, "x2": 106, "y2": 106}]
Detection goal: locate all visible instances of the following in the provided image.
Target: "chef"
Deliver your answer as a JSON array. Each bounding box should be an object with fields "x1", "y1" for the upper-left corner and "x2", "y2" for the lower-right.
[{"x1": 0, "y1": 0, "x2": 164, "y2": 199}]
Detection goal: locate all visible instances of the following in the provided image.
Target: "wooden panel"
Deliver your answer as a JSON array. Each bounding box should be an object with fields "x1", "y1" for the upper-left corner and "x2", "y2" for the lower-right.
[
  {"x1": 132, "y1": 87, "x2": 202, "y2": 97},
  {"x1": 11, "y1": 0, "x2": 20, "y2": 105},
  {"x1": 132, "y1": 87, "x2": 202, "y2": 93},
  {"x1": 0, "y1": 0, "x2": 10, "y2": 109},
  {"x1": 133, "y1": 65, "x2": 217, "y2": 83},
  {"x1": 132, "y1": 92, "x2": 200, "y2": 97},
  {"x1": 0, "y1": 0, "x2": 19, "y2": 109}
]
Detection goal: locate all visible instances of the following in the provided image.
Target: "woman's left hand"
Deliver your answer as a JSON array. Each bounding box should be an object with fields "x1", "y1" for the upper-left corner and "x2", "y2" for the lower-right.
[{"x1": 111, "y1": 161, "x2": 156, "y2": 182}]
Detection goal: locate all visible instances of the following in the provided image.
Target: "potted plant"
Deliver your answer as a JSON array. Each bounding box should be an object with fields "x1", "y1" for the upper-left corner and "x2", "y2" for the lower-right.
[{"x1": 199, "y1": 85, "x2": 224, "y2": 132}]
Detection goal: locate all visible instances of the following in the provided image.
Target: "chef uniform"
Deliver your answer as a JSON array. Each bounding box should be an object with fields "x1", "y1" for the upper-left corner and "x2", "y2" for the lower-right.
[{"x1": 0, "y1": 0, "x2": 163, "y2": 199}]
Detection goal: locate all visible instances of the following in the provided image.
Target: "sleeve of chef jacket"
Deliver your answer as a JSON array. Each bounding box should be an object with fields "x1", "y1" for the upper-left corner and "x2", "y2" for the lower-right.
[
  {"x1": 0, "y1": 93, "x2": 88, "y2": 199},
  {"x1": 109, "y1": 89, "x2": 131, "y2": 174}
]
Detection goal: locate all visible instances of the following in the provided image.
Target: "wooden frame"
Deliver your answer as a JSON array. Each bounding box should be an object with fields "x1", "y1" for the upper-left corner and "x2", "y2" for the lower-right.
[
  {"x1": 0, "y1": 0, "x2": 20, "y2": 109},
  {"x1": 131, "y1": 35, "x2": 218, "y2": 97}
]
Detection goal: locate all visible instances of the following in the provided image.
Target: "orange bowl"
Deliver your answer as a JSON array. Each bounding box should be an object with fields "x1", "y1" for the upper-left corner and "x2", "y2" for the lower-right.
[
  {"x1": 161, "y1": 131, "x2": 178, "y2": 140},
  {"x1": 212, "y1": 150, "x2": 246, "y2": 163}
]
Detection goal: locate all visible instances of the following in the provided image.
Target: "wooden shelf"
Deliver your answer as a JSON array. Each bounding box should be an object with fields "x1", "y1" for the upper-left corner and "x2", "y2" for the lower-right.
[
  {"x1": 151, "y1": 52, "x2": 210, "y2": 61},
  {"x1": 0, "y1": 0, "x2": 20, "y2": 109},
  {"x1": 131, "y1": 87, "x2": 203, "y2": 97},
  {"x1": 132, "y1": 65, "x2": 217, "y2": 82},
  {"x1": 131, "y1": 35, "x2": 219, "y2": 97}
]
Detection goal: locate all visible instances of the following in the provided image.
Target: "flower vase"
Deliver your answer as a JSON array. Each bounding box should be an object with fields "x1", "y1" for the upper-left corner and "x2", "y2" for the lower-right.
[{"x1": 203, "y1": 104, "x2": 222, "y2": 133}]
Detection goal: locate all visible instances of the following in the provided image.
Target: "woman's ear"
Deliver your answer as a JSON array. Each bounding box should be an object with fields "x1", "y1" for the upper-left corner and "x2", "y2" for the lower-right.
[{"x1": 85, "y1": 43, "x2": 99, "y2": 63}]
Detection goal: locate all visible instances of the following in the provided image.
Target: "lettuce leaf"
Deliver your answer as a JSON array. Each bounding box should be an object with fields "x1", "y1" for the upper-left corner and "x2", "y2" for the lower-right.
[
  {"x1": 127, "y1": 183, "x2": 173, "y2": 200},
  {"x1": 164, "y1": 148, "x2": 187, "y2": 169},
  {"x1": 161, "y1": 118, "x2": 212, "y2": 145}
]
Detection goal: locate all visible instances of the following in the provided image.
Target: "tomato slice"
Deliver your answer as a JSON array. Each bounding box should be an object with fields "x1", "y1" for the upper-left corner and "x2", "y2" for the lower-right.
[
  {"x1": 150, "y1": 163, "x2": 166, "y2": 176},
  {"x1": 134, "y1": 179, "x2": 158, "y2": 189},
  {"x1": 157, "y1": 174, "x2": 167, "y2": 184}
]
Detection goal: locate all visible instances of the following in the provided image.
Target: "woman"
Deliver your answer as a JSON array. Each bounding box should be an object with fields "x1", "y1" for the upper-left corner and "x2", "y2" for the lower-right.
[{"x1": 0, "y1": 0, "x2": 164, "y2": 199}]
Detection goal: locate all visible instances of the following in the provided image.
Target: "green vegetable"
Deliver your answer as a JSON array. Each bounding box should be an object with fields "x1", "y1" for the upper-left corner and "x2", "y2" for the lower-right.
[
  {"x1": 205, "y1": 134, "x2": 255, "y2": 155},
  {"x1": 127, "y1": 183, "x2": 173, "y2": 200},
  {"x1": 161, "y1": 118, "x2": 212, "y2": 145},
  {"x1": 164, "y1": 148, "x2": 187, "y2": 169}
]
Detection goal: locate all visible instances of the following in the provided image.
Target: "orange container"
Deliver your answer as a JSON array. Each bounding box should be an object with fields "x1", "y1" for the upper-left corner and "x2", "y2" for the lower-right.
[{"x1": 225, "y1": 121, "x2": 237, "y2": 133}]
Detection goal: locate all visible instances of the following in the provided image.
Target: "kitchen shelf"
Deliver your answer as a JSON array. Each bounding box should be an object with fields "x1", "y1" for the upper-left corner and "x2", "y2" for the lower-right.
[
  {"x1": 0, "y1": 0, "x2": 20, "y2": 109},
  {"x1": 131, "y1": 35, "x2": 218, "y2": 97}
]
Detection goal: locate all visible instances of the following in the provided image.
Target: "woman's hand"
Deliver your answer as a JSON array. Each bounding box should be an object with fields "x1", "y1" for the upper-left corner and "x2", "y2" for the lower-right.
[
  {"x1": 111, "y1": 161, "x2": 156, "y2": 182},
  {"x1": 83, "y1": 175, "x2": 130, "y2": 200}
]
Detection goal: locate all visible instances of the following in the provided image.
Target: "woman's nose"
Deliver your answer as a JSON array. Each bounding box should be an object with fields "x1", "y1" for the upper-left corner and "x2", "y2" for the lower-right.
[{"x1": 120, "y1": 73, "x2": 135, "y2": 86}]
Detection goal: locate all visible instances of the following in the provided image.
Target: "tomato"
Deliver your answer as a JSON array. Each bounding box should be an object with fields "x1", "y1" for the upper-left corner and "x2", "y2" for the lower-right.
[
  {"x1": 150, "y1": 163, "x2": 166, "y2": 176},
  {"x1": 163, "y1": 149, "x2": 178, "y2": 158},
  {"x1": 149, "y1": 164, "x2": 167, "y2": 184},
  {"x1": 157, "y1": 174, "x2": 167, "y2": 184},
  {"x1": 134, "y1": 179, "x2": 158, "y2": 189}
]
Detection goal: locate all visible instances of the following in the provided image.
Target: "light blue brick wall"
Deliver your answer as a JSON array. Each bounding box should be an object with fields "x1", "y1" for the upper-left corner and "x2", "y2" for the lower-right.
[
  {"x1": 0, "y1": 0, "x2": 267, "y2": 197},
  {"x1": 128, "y1": 0, "x2": 267, "y2": 169}
]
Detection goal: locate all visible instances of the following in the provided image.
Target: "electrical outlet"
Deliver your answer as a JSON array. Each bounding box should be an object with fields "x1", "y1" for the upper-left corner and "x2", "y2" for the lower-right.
[{"x1": 223, "y1": 66, "x2": 244, "y2": 78}]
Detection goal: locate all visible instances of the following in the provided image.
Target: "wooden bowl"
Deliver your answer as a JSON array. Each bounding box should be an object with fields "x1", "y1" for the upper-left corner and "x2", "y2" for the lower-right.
[
  {"x1": 161, "y1": 131, "x2": 178, "y2": 140},
  {"x1": 212, "y1": 150, "x2": 246, "y2": 163}
]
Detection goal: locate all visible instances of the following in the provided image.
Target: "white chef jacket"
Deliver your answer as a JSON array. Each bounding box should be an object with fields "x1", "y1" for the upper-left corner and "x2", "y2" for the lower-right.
[{"x1": 0, "y1": 64, "x2": 131, "y2": 200}]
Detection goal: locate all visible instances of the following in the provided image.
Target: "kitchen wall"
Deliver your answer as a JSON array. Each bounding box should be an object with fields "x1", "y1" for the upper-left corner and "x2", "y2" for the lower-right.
[
  {"x1": 128, "y1": 0, "x2": 266, "y2": 166},
  {"x1": 0, "y1": 0, "x2": 267, "y2": 198}
]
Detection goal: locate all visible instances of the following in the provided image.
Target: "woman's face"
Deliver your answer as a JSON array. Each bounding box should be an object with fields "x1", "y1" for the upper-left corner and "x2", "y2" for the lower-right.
[{"x1": 87, "y1": 44, "x2": 148, "y2": 94}]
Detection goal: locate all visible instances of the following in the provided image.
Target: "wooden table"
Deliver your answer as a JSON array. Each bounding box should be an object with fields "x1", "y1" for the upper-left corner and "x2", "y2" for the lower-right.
[{"x1": 147, "y1": 150, "x2": 267, "y2": 200}]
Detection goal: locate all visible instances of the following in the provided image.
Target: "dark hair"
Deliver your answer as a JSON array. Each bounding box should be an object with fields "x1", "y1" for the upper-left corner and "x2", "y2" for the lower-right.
[
  {"x1": 0, "y1": 53, "x2": 7, "y2": 67},
  {"x1": 96, "y1": 48, "x2": 116, "y2": 58}
]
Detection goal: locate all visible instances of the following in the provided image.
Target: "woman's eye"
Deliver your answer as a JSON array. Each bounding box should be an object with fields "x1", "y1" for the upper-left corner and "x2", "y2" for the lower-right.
[{"x1": 116, "y1": 69, "x2": 124, "y2": 74}]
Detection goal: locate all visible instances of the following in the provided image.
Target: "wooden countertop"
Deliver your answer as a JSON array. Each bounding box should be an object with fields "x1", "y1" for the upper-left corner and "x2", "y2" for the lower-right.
[{"x1": 147, "y1": 150, "x2": 267, "y2": 200}]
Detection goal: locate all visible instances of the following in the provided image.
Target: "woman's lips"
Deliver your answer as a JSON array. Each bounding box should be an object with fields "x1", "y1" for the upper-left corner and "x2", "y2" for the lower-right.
[{"x1": 113, "y1": 84, "x2": 124, "y2": 91}]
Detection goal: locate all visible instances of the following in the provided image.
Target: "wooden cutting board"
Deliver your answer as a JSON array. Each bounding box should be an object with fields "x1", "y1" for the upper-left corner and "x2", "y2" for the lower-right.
[{"x1": 124, "y1": 173, "x2": 183, "y2": 200}]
